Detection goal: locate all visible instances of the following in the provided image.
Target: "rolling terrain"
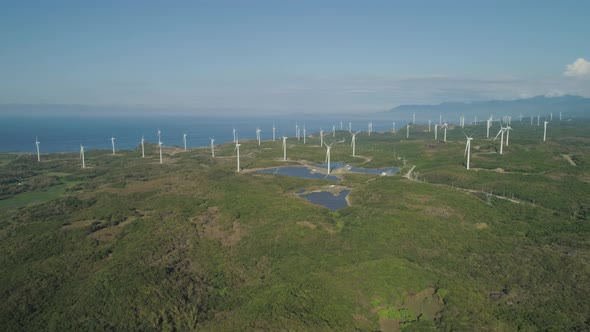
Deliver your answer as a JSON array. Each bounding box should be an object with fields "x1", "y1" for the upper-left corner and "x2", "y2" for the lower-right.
[{"x1": 1, "y1": 119, "x2": 589, "y2": 331}]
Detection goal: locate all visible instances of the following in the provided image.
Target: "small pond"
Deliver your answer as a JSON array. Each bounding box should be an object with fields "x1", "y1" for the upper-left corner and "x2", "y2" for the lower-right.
[
  {"x1": 315, "y1": 162, "x2": 399, "y2": 175},
  {"x1": 255, "y1": 166, "x2": 340, "y2": 181},
  {"x1": 299, "y1": 190, "x2": 350, "y2": 211}
]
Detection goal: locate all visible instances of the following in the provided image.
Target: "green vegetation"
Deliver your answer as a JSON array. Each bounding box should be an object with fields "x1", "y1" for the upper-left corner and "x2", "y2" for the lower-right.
[{"x1": 1, "y1": 120, "x2": 589, "y2": 331}]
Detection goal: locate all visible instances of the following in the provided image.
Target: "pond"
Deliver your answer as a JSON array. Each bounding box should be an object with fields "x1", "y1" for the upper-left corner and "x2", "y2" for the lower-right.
[
  {"x1": 254, "y1": 166, "x2": 340, "y2": 181},
  {"x1": 299, "y1": 189, "x2": 350, "y2": 211},
  {"x1": 315, "y1": 162, "x2": 399, "y2": 175}
]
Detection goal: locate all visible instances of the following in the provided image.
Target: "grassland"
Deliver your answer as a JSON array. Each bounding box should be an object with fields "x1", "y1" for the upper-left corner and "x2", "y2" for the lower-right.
[{"x1": 0, "y1": 119, "x2": 589, "y2": 331}]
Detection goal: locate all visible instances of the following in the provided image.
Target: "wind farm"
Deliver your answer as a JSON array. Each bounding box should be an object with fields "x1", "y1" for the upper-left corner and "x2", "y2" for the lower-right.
[{"x1": 1, "y1": 2, "x2": 590, "y2": 331}]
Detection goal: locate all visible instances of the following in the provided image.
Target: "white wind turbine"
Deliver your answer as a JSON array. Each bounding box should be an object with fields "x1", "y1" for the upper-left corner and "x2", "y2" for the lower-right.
[
  {"x1": 256, "y1": 127, "x2": 262, "y2": 146},
  {"x1": 282, "y1": 136, "x2": 288, "y2": 161},
  {"x1": 35, "y1": 137, "x2": 40, "y2": 162},
  {"x1": 320, "y1": 128, "x2": 324, "y2": 147},
  {"x1": 368, "y1": 121, "x2": 373, "y2": 136},
  {"x1": 332, "y1": 124, "x2": 336, "y2": 137},
  {"x1": 543, "y1": 121, "x2": 548, "y2": 142},
  {"x1": 505, "y1": 125, "x2": 513, "y2": 146},
  {"x1": 324, "y1": 139, "x2": 345, "y2": 175},
  {"x1": 464, "y1": 133, "x2": 474, "y2": 170},
  {"x1": 348, "y1": 122, "x2": 352, "y2": 131},
  {"x1": 441, "y1": 123, "x2": 449, "y2": 142},
  {"x1": 303, "y1": 125, "x2": 306, "y2": 144},
  {"x1": 141, "y1": 136, "x2": 145, "y2": 158},
  {"x1": 183, "y1": 133, "x2": 187, "y2": 151},
  {"x1": 232, "y1": 128, "x2": 237, "y2": 143},
  {"x1": 295, "y1": 123, "x2": 299, "y2": 141},
  {"x1": 272, "y1": 123, "x2": 276, "y2": 141},
  {"x1": 392, "y1": 122, "x2": 396, "y2": 133},
  {"x1": 428, "y1": 120, "x2": 431, "y2": 132},
  {"x1": 210, "y1": 137, "x2": 215, "y2": 157},
  {"x1": 406, "y1": 123, "x2": 410, "y2": 138},
  {"x1": 80, "y1": 145, "x2": 86, "y2": 168},
  {"x1": 494, "y1": 125, "x2": 507, "y2": 154},
  {"x1": 158, "y1": 132, "x2": 163, "y2": 164},
  {"x1": 486, "y1": 119, "x2": 491, "y2": 138},
  {"x1": 350, "y1": 130, "x2": 361, "y2": 157},
  {"x1": 157, "y1": 129, "x2": 161, "y2": 144},
  {"x1": 412, "y1": 113, "x2": 416, "y2": 124},
  {"x1": 234, "y1": 139, "x2": 241, "y2": 172},
  {"x1": 111, "y1": 136, "x2": 116, "y2": 155},
  {"x1": 434, "y1": 124, "x2": 438, "y2": 140}
]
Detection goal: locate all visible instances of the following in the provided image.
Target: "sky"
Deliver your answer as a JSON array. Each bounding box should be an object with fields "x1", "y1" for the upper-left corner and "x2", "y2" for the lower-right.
[{"x1": 1, "y1": 0, "x2": 590, "y2": 114}]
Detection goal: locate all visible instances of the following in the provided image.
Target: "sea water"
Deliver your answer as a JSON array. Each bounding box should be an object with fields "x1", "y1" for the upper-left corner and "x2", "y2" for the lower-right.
[{"x1": 0, "y1": 115, "x2": 407, "y2": 153}]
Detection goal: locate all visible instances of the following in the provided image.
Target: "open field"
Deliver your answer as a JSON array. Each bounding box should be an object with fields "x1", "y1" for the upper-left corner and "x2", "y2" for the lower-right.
[{"x1": 0, "y1": 119, "x2": 589, "y2": 331}]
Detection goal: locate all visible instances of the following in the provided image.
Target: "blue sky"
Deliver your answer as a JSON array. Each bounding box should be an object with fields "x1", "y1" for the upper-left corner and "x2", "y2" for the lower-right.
[{"x1": 1, "y1": 0, "x2": 589, "y2": 114}]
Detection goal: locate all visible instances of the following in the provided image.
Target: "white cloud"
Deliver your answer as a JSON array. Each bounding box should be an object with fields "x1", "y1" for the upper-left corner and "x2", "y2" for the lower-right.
[{"x1": 563, "y1": 58, "x2": 590, "y2": 77}]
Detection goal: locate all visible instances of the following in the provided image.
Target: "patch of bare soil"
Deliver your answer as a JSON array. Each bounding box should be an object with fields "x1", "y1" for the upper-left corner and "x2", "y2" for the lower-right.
[
  {"x1": 296, "y1": 221, "x2": 317, "y2": 229},
  {"x1": 198, "y1": 207, "x2": 243, "y2": 247},
  {"x1": 62, "y1": 220, "x2": 94, "y2": 229},
  {"x1": 88, "y1": 216, "x2": 136, "y2": 242},
  {"x1": 475, "y1": 223, "x2": 488, "y2": 229}
]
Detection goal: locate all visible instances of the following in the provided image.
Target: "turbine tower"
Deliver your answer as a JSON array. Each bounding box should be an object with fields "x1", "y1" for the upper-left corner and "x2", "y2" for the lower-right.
[
  {"x1": 494, "y1": 126, "x2": 506, "y2": 154},
  {"x1": 141, "y1": 136, "x2": 145, "y2": 158},
  {"x1": 324, "y1": 139, "x2": 345, "y2": 175},
  {"x1": 428, "y1": 120, "x2": 431, "y2": 132},
  {"x1": 111, "y1": 136, "x2": 116, "y2": 155},
  {"x1": 159, "y1": 141, "x2": 163, "y2": 164},
  {"x1": 505, "y1": 126, "x2": 513, "y2": 146},
  {"x1": 368, "y1": 122, "x2": 373, "y2": 136},
  {"x1": 80, "y1": 145, "x2": 86, "y2": 168},
  {"x1": 464, "y1": 134, "x2": 474, "y2": 170},
  {"x1": 441, "y1": 123, "x2": 448, "y2": 142},
  {"x1": 233, "y1": 128, "x2": 236, "y2": 143},
  {"x1": 272, "y1": 123, "x2": 276, "y2": 141},
  {"x1": 282, "y1": 136, "x2": 288, "y2": 161},
  {"x1": 350, "y1": 130, "x2": 361, "y2": 157},
  {"x1": 235, "y1": 141, "x2": 241, "y2": 172},
  {"x1": 35, "y1": 137, "x2": 40, "y2": 162},
  {"x1": 303, "y1": 125, "x2": 306, "y2": 144},
  {"x1": 543, "y1": 121, "x2": 548, "y2": 142},
  {"x1": 256, "y1": 127, "x2": 262, "y2": 146},
  {"x1": 434, "y1": 124, "x2": 438, "y2": 140},
  {"x1": 392, "y1": 122, "x2": 396, "y2": 133},
  {"x1": 406, "y1": 123, "x2": 410, "y2": 138},
  {"x1": 210, "y1": 137, "x2": 215, "y2": 157},
  {"x1": 320, "y1": 128, "x2": 324, "y2": 147},
  {"x1": 183, "y1": 133, "x2": 187, "y2": 151}
]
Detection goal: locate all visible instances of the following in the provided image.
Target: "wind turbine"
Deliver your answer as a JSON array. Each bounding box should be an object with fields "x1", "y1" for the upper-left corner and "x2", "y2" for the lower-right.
[
  {"x1": 235, "y1": 140, "x2": 241, "y2": 172},
  {"x1": 428, "y1": 120, "x2": 431, "y2": 132},
  {"x1": 141, "y1": 136, "x2": 145, "y2": 158},
  {"x1": 282, "y1": 136, "x2": 288, "y2": 161},
  {"x1": 159, "y1": 139, "x2": 163, "y2": 164},
  {"x1": 157, "y1": 129, "x2": 161, "y2": 144},
  {"x1": 272, "y1": 123, "x2": 276, "y2": 141},
  {"x1": 406, "y1": 123, "x2": 410, "y2": 138},
  {"x1": 441, "y1": 123, "x2": 448, "y2": 142},
  {"x1": 559, "y1": 112, "x2": 562, "y2": 121},
  {"x1": 537, "y1": 114, "x2": 540, "y2": 126},
  {"x1": 183, "y1": 133, "x2": 187, "y2": 151},
  {"x1": 434, "y1": 124, "x2": 438, "y2": 140},
  {"x1": 80, "y1": 145, "x2": 86, "y2": 168},
  {"x1": 35, "y1": 137, "x2": 40, "y2": 162},
  {"x1": 232, "y1": 128, "x2": 237, "y2": 143},
  {"x1": 494, "y1": 126, "x2": 506, "y2": 154},
  {"x1": 464, "y1": 133, "x2": 474, "y2": 170},
  {"x1": 303, "y1": 125, "x2": 306, "y2": 144},
  {"x1": 210, "y1": 137, "x2": 215, "y2": 157},
  {"x1": 486, "y1": 119, "x2": 491, "y2": 138},
  {"x1": 319, "y1": 128, "x2": 324, "y2": 147},
  {"x1": 412, "y1": 113, "x2": 416, "y2": 124},
  {"x1": 295, "y1": 123, "x2": 299, "y2": 141},
  {"x1": 368, "y1": 122, "x2": 373, "y2": 136},
  {"x1": 392, "y1": 122, "x2": 396, "y2": 133},
  {"x1": 543, "y1": 121, "x2": 548, "y2": 142},
  {"x1": 325, "y1": 139, "x2": 345, "y2": 175},
  {"x1": 111, "y1": 136, "x2": 116, "y2": 155},
  {"x1": 332, "y1": 124, "x2": 336, "y2": 137},
  {"x1": 256, "y1": 127, "x2": 262, "y2": 146},
  {"x1": 505, "y1": 125, "x2": 513, "y2": 146},
  {"x1": 348, "y1": 122, "x2": 352, "y2": 131},
  {"x1": 350, "y1": 130, "x2": 361, "y2": 157},
  {"x1": 340, "y1": 121, "x2": 343, "y2": 130}
]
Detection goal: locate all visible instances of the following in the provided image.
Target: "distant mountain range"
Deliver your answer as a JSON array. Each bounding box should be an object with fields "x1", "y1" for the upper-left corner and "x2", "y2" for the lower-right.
[{"x1": 383, "y1": 95, "x2": 590, "y2": 119}]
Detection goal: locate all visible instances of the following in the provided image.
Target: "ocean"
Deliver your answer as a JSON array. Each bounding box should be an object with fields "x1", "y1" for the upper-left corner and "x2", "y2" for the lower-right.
[{"x1": 1, "y1": 115, "x2": 408, "y2": 154}]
